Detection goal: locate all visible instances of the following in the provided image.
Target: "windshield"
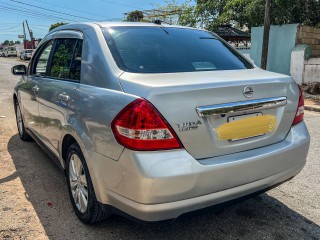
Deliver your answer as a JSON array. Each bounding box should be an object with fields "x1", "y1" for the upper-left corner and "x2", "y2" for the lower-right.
[
  {"x1": 9, "y1": 47, "x2": 16, "y2": 51},
  {"x1": 103, "y1": 26, "x2": 253, "y2": 74}
]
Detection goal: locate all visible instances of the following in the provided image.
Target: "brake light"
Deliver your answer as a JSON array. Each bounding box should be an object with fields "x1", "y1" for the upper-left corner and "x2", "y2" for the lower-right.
[
  {"x1": 292, "y1": 85, "x2": 304, "y2": 126},
  {"x1": 111, "y1": 98, "x2": 183, "y2": 151}
]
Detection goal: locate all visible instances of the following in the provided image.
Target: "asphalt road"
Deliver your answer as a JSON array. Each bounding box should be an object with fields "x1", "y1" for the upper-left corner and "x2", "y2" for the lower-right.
[{"x1": 0, "y1": 57, "x2": 319, "y2": 240}]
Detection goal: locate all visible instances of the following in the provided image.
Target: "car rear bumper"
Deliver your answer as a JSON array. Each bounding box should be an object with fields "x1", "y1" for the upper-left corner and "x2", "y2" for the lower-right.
[{"x1": 83, "y1": 121, "x2": 309, "y2": 222}]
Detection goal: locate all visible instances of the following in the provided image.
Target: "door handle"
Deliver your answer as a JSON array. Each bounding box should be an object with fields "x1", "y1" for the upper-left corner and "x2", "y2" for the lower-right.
[
  {"x1": 58, "y1": 93, "x2": 70, "y2": 102},
  {"x1": 32, "y1": 85, "x2": 39, "y2": 93}
]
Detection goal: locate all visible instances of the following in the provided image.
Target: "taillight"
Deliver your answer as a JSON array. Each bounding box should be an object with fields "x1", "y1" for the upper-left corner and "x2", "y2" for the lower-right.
[
  {"x1": 292, "y1": 85, "x2": 304, "y2": 126},
  {"x1": 111, "y1": 98, "x2": 183, "y2": 151}
]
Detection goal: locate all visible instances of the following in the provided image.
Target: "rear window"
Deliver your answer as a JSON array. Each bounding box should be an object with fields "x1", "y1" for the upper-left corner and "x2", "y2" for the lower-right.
[
  {"x1": 103, "y1": 27, "x2": 253, "y2": 74},
  {"x1": 26, "y1": 50, "x2": 33, "y2": 53},
  {"x1": 9, "y1": 47, "x2": 15, "y2": 51}
]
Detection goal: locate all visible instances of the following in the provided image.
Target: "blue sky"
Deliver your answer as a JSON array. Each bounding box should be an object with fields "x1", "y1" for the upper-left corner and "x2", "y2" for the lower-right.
[{"x1": 0, "y1": 0, "x2": 188, "y2": 43}]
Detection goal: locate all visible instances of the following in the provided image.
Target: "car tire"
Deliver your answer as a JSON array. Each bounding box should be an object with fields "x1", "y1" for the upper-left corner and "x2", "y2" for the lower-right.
[
  {"x1": 14, "y1": 101, "x2": 32, "y2": 141},
  {"x1": 66, "y1": 143, "x2": 110, "y2": 223},
  {"x1": 20, "y1": 56, "x2": 22, "y2": 60}
]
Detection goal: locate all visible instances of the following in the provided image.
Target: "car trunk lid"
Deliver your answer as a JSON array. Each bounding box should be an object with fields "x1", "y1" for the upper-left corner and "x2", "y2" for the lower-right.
[{"x1": 119, "y1": 68, "x2": 299, "y2": 159}]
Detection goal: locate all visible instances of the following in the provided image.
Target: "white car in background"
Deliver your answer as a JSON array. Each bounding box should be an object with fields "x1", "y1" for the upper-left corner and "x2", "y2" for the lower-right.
[
  {"x1": 20, "y1": 49, "x2": 34, "y2": 60},
  {"x1": 4, "y1": 46, "x2": 17, "y2": 57}
]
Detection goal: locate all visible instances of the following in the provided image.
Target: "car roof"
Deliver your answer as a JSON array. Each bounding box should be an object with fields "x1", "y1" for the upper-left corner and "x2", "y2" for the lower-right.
[
  {"x1": 96, "y1": 22, "x2": 194, "y2": 29},
  {"x1": 53, "y1": 21, "x2": 199, "y2": 32},
  {"x1": 43, "y1": 22, "x2": 210, "y2": 46}
]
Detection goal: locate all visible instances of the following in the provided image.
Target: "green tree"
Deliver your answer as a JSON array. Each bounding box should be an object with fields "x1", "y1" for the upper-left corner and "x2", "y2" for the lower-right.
[
  {"x1": 49, "y1": 22, "x2": 67, "y2": 31},
  {"x1": 151, "y1": 0, "x2": 196, "y2": 26},
  {"x1": 194, "y1": 0, "x2": 228, "y2": 29},
  {"x1": 1, "y1": 40, "x2": 21, "y2": 45},
  {"x1": 217, "y1": 0, "x2": 265, "y2": 30},
  {"x1": 3, "y1": 40, "x2": 9, "y2": 45},
  {"x1": 125, "y1": 10, "x2": 144, "y2": 22},
  {"x1": 195, "y1": 0, "x2": 320, "y2": 31}
]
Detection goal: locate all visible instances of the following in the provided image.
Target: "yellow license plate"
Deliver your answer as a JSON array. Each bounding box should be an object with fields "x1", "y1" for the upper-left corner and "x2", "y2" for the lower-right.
[{"x1": 214, "y1": 114, "x2": 277, "y2": 141}]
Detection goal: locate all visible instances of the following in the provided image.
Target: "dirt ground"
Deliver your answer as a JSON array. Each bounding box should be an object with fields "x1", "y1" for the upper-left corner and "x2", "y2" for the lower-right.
[
  {"x1": 305, "y1": 99, "x2": 320, "y2": 107},
  {"x1": 1, "y1": 57, "x2": 320, "y2": 240}
]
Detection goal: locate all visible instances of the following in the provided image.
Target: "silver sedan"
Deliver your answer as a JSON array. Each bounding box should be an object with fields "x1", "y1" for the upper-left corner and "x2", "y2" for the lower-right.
[{"x1": 11, "y1": 22, "x2": 310, "y2": 224}]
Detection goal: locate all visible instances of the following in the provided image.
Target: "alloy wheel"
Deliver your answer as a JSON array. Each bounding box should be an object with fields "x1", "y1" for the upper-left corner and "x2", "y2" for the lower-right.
[{"x1": 69, "y1": 153, "x2": 88, "y2": 213}]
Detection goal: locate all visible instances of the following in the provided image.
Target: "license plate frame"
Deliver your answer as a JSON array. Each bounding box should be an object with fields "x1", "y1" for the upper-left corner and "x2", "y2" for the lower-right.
[{"x1": 227, "y1": 112, "x2": 264, "y2": 142}]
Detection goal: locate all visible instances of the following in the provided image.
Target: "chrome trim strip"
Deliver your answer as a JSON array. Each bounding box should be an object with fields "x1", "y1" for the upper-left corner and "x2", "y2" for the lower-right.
[{"x1": 196, "y1": 97, "x2": 287, "y2": 117}]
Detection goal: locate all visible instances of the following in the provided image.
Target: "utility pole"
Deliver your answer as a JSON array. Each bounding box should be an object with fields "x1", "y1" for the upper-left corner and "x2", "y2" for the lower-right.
[
  {"x1": 25, "y1": 20, "x2": 34, "y2": 49},
  {"x1": 25, "y1": 20, "x2": 33, "y2": 39},
  {"x1": 261, "y1": 0, "x2": 271, "y2": 70},
  {"x1": 22, "y1": 21, "x2": 26, "y2": 49}
]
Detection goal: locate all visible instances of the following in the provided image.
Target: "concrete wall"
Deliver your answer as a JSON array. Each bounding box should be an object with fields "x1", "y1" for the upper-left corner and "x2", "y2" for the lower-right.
[
  {"x1": 290, "y1": 45, "x2": 312, "y2": 85},
  {"x1": 239, "y1": 24, "x2": 299, "y2": 75},
  {"x1": 238, "y1": 49, "x2": 251, "y2": 55},
  {"x1": 290, "y1": 44, "x2": 320, "y2": 85},
  {"x1": 238, "y1": 23, "x2": 320, "y2": 83},
  {"x1": 296, "y1": 25, "x2": 320, "y2": 57},
  {"x1": 304, "y1": 58, "x2": 320, "y2": 83}
]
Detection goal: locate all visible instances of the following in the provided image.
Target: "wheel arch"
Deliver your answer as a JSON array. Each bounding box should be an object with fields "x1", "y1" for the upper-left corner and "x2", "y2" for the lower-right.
[
  {"x1": 61, "y1": 134, "x2": 77, "y2": 168},
  {"x1": 59, "y1": 125, "x2": 91, "y2": 169}
]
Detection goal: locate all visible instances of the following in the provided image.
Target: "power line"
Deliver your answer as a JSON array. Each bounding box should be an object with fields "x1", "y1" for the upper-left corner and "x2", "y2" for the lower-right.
[
  {"x1": 0, "y1": 1, "x2": 80, "y2": 21},
  {"x1": 0, "y1": 28, "x2": 21, "y2": 32},
  {"x1": 0, "y1": 33, "x2": 22, "y2": 35},
  {"x1": 0, "y1": 30, "x2": 21, "y2": 33},
  {"x1": 0, "y1": 7, "x2": 77, "y2": 27},
  {"x1": 30, "y1": 0, "x2": 109, "y2": 18},
  {"x1": 0, "y1": 4, "x2": 81, "y2": 22},
  {"x1": 8, "y1": 0, "x2": 98, "y2": 21},
  {"x1": 30, "y1": 25, "x2": 48, "y2": 31},
  {"x1": 0, "y1": 24, "x2": 21, "y2": 31},
  {"x1": 1, "y1": 0, "x2": 146, "y2": 26},
  {"x1": 0, "y1": 4, "x2": 121, "y2": 25},
  {"x1": 0, "y1": 22, "x2": 49, "y2": 27},
  {"x1": 97, "y1": 0, "x2": 143, "y2": 10},
  {"x1": 0, "y1": 7, "x2": 75, "y2": 23}
]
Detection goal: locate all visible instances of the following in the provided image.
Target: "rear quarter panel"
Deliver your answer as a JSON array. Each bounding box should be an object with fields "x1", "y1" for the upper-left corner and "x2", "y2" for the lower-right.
[{"x1": 65, "y1": 84, "x2": 137, "y2": 160}]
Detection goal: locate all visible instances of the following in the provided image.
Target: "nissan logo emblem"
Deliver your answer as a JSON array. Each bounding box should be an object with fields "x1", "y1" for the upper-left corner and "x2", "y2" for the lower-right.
[{"x1": 243, "y1": 86, "x2": 253, "y2": 98}]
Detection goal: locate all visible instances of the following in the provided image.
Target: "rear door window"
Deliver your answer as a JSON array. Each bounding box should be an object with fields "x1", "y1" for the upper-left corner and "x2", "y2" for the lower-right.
[
  {"x1": 49, "y1": 39, "x2": 76, "y2": 79},
  {"x1": 69, "y1": 40, "x2": 82, "y2": 81},
  {"x1": 48, "y1": 38, "x2": 82, "y2": 81}
]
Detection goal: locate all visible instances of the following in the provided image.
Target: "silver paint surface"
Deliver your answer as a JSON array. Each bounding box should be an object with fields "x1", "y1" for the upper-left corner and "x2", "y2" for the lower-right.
[{"x1": 14, "y1": 22, "x2": 310, "y2": 222}]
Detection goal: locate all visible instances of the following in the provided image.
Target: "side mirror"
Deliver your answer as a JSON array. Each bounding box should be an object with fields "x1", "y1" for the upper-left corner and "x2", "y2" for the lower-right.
[{"x1": 11, "y1": 65, "x2": 27, "y2": 75}]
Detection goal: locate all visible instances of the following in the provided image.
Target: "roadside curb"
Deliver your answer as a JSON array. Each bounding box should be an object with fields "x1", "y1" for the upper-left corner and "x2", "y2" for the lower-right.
[{"x1": 305, "y1": 105, "x2": 320, "y2": 113}]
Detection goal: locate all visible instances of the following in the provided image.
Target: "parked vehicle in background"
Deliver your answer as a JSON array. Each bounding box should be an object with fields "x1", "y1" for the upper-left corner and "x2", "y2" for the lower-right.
[
  {"x1": 4, "y1": 46, "x2": 17, "y2": 57},
  {"x1": 20, "y1": 49, "x2": 34, "y2": 60},
  {"x1": 0, "y1": 48, "x2": 4, "y2": 57},
  {"x1": 11, "y1": 22, "x2": 310, "y2": 224}
]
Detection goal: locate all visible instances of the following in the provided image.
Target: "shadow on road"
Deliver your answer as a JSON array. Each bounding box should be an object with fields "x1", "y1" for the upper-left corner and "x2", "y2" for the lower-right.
[{"x1": 7, "y1": 134, "x2": 320, "y2": 240}]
